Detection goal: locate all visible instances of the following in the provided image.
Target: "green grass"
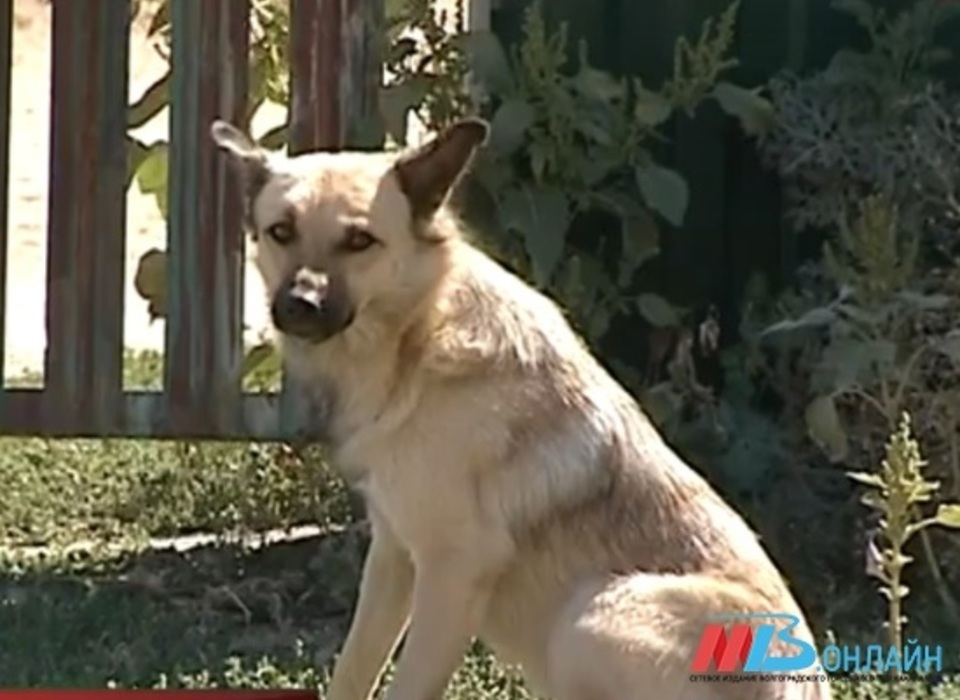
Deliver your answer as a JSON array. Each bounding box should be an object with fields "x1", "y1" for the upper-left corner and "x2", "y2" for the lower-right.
[{"x1": 0, "y1": 349, "x2": 957, "y2": 698}]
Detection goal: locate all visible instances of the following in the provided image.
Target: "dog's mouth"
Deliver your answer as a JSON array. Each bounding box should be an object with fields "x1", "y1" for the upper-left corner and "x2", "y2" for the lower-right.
[{"x1": 271, "y1": 303, "x2": 356, "y2": 343}]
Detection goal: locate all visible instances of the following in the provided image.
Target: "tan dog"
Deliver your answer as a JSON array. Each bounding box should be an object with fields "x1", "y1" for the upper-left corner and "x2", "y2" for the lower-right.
[{"x1": 210, "y1": 117, "x2": 831, "y2": 700}]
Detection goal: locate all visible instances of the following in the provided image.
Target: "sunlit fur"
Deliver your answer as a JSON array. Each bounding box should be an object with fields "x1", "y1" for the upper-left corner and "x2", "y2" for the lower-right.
[{"x1": 214, "y1": 120, "x2": 831, "y2": 700}]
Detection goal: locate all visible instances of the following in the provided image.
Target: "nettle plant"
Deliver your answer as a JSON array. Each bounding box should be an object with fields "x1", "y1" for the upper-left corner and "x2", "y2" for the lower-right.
[
  {"x1": 850, "y1": 412, "x2": 960, "y2": 662},
  {"x1": 759, "y1": 0, "x2": 960, "y2": 257},
  {"x1": 128, "y1": 0, "x2": 773, "y2": 390},
  {"x1": 748, "y1": 0, "x2": 960, "y2": 630},
  {"x1": 459, "y1": 0, "x2": 772, "y2": 348},
  {"x1": 754, "y1": 0, "x2": 960, "y2": 500},
  {"x1": 749, "y1": 194, "x2": 960, "y2": 592}
]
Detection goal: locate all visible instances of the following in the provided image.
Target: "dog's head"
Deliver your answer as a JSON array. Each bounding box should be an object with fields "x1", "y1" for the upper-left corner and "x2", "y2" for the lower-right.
[{"x1": 210, "y1": 118, "x2": 488, "y2": 345}]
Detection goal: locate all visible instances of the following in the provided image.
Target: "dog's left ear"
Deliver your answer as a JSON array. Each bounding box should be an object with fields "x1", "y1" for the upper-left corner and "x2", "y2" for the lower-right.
[
  {"x1": 393, "y1": 118, "x2": 489, "y2": 222},
  {"x1": 210, "y1": 119, "x2": 272, "y2": 212}
]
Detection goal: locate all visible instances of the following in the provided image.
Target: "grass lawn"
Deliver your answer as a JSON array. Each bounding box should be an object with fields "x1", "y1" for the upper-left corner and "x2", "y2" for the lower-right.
[{"x1": 0, "y1": 351, "x2": 957, "y2": 698}]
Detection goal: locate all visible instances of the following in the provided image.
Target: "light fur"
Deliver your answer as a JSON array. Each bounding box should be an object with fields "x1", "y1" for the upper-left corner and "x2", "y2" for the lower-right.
[{"x1": 211, "y1": 119, "x2": 832, "y2": 700}]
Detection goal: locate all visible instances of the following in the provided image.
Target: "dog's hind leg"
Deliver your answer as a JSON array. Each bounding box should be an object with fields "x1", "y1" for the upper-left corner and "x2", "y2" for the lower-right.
[{"x1": 544, "y1": 574, "x2": 831, "y2": 700}]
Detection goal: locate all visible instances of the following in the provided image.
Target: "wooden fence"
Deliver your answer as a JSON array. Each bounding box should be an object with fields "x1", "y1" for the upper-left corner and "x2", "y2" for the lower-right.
[{"x1": 0, "y1": 0, "x2": 380, "y2": 441}]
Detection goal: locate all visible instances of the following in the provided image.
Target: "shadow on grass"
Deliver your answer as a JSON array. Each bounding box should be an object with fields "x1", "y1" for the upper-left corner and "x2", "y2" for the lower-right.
[{"x1": 0, "y1": 528, "x2": 367, "y2": 687}]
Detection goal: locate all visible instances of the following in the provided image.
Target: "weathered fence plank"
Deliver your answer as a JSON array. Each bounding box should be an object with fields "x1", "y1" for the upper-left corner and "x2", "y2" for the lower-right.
[
  {"x1": 44, "y1": 0, "x2": 130, "y2": 434},
  {"x1": 0, "y1": 0, "x2": 11, "y2": 389},
  {"x1": 289, "y1": 0, "x2": 382, "y2": 152},
  {"x1": 281, "y1": 0, "x2": 384, "y2": 432},
  {"x1": 164, "y1": 0, "x2": 250, "y2": 437}
]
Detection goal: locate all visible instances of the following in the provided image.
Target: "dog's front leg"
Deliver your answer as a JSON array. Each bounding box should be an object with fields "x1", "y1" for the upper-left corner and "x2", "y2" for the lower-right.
[
  {"x1": 326, "y1": 514, "x2": 414, "y2": 700},
  {"x1": 382, "y1": 551, "x2": 497, "y2": 700}
]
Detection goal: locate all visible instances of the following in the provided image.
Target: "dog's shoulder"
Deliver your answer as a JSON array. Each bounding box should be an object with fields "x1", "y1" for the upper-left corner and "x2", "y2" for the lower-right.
[{"x1": 418, "y1": 242, "x2": 586, "y2": 380}]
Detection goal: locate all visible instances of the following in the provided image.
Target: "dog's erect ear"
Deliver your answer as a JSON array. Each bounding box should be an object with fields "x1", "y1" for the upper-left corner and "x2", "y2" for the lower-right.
[
  {"x1": 210, "y1": 119, "x2": 272, "y2": 214},
  {"x1": 393, "y1": 118, "x2": 489, "y2": 222}
]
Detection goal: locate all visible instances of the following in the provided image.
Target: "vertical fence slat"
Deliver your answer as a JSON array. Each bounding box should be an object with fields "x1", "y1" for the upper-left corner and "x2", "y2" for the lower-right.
[
  {"x1": 165, "y1": 0, "x2": 249, "y2": 436},
  {"x1": 280, "y1": 0, "x2": 382, "y2": 440},
  {"x1": 288, "y1": 0, "x2": 382, "y2": 153},
  {"x1": 44, "y1": 0, "x2": 130, "y2": 434},
  {"x1": 289, "y1": 0, "x2": 340, "y2": 152},
  {"x1": 0, "y1": 0, "x2": 11, "y2": 388}
]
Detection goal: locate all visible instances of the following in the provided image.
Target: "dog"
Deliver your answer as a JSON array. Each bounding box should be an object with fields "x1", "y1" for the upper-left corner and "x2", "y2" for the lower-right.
[{"x1": 210, "y1": 116, "x2": 831, "y2": 700}]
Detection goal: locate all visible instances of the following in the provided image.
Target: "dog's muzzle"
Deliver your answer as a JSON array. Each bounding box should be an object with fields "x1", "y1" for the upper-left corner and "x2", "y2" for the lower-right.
[{"x1": 270, "y1": 268, "x2": 354, "y2": 343}]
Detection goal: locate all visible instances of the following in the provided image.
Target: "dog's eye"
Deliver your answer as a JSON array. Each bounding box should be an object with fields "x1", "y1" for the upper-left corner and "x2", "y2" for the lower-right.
[
  {"x1": 341, "y1": 226, "x2": 378, "y2": 253},
  {"x1": 265, "y1": 222, "x2": 296, "y2": 245}
]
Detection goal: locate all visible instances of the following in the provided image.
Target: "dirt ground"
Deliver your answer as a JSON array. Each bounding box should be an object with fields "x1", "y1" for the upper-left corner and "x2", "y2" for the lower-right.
[{"x1": 3, "y1": 0, "x2": 284, "y2": 379}]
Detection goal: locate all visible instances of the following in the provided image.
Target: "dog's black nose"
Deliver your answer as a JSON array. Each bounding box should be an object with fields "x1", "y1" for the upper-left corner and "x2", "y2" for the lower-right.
[
  {"x1": 274, "y1": 281, "x2": 326, "y2": 326},
  {"x1": 287, "y1": 269, "x2": 329, "y2": 312},
  {"x1": 279, "y1": 290, "x2": 323, "y2": 325},
  {"x1": 271, "y1": 269, "x2": 336, "y2": 340},
  {"x1": 288, "y1": 283, "x2": 325, "y2": 312}
]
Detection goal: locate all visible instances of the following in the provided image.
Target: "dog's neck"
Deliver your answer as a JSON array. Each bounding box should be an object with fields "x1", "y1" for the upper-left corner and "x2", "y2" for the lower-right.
[{"x1": 279, "y1": 271, "x2": 452, "y2": 452}]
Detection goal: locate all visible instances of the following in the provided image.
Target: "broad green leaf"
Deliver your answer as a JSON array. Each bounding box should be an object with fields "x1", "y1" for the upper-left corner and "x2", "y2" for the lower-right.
[
  {"x1": 592, "y1": 189, "x2": 660, "y2": 283},
  {"x1": 379, "y1": 77, "x2": 432, "y2": 146},
  {"x1": 816, "y1": 338, "x2": 896, "y2": 393},
  {"x1": 259, "y1": 123, "x2": 288, "y2": 150},
  {"x1": 385, "y1": 0, "x2": 407, "y2": 24},
  {"x1": 387, "y1": 37, "x2": 418, "y2": 65},
  {"x1": 760, "y1": 307, "x2": 836, "y2": 337},
  {"x1": 128, "y1": 72, "x2": 170, "y2": 129},
  {"x1": 860, "y1": 491, "x2": 887, "y2": 511},
  {"x1": 489, "y1": 99, "x2": 536, "y2": 156},
  {"x1": 805, "y1": 395, "x2": 848, "y2": 463},
  {"x1": 633, "y1": 85, "x2": 673, "y2": 127},
  {"x1": 835, "y1": 301, "x2": 889, "y2": 326},
  {"x1": 830, "y1": 0, "x2": 878, "y2": 29},
  {"x1": 641, "y1": 382, "x2": 684, "y2": 428},
  {"x1": 146, "y1": 0, "x2": 170, "y2": 38},
  {"x1": 457, "y1": 30, "x2": 514, "y2": 94},
  {"x1": 581, "y1": 145, "x2": 623, "y2": 186},
  {"x1": 934, "y1": 331, "x2": 960, "y2": 363},
  {"x1": 848, "y1": 471, "x2": 885, "y2": 489},
  {"x1": 557, "y1": 255, "x2": 584, "y2": 306},
  {"x1": 936, "y1": 504, "x2": 960, "y2": 529},
  {"x1": 587, "y1": 306, "x2": 611, "y2": 340},
  {"x1": 133, "y1": 248, "x2": 168, "y2": 321},
  {"x1": 528, "y1": 140, "x2": 551, "y2": 182},
  {"x1": 620, "y1": 208, "x2": 660, "y2": 278},
  {"x1": 636, "y1": 293, "x2": 680, "y2": 327},
  {"x1": 634, "y1": 163, "x2": 688, "y2": 227},
  {"x1": 499, "y1": 185, "x2": 571, "y2": 285},
  {"x1": 711, "y1": 81, "x2": 775, "y2": 135},
  {"x1": 135, "y1": 142, "x2": 169, "y2": 219},
  {"x1": 896, "y1": 290, "x2": 951, "y2": 310},
  {"x1": 573, "y1": 102, "x2": 615, "y2": 145},
  {"x1": 242, "y1": 342, "x2": 277, "y2": 378},
  {"x1": 572, "y1": 65, "x2": 623, "y2": 102},
  {"x1": 126, "y1": 137, "x2": 150, "y2": 191}
]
